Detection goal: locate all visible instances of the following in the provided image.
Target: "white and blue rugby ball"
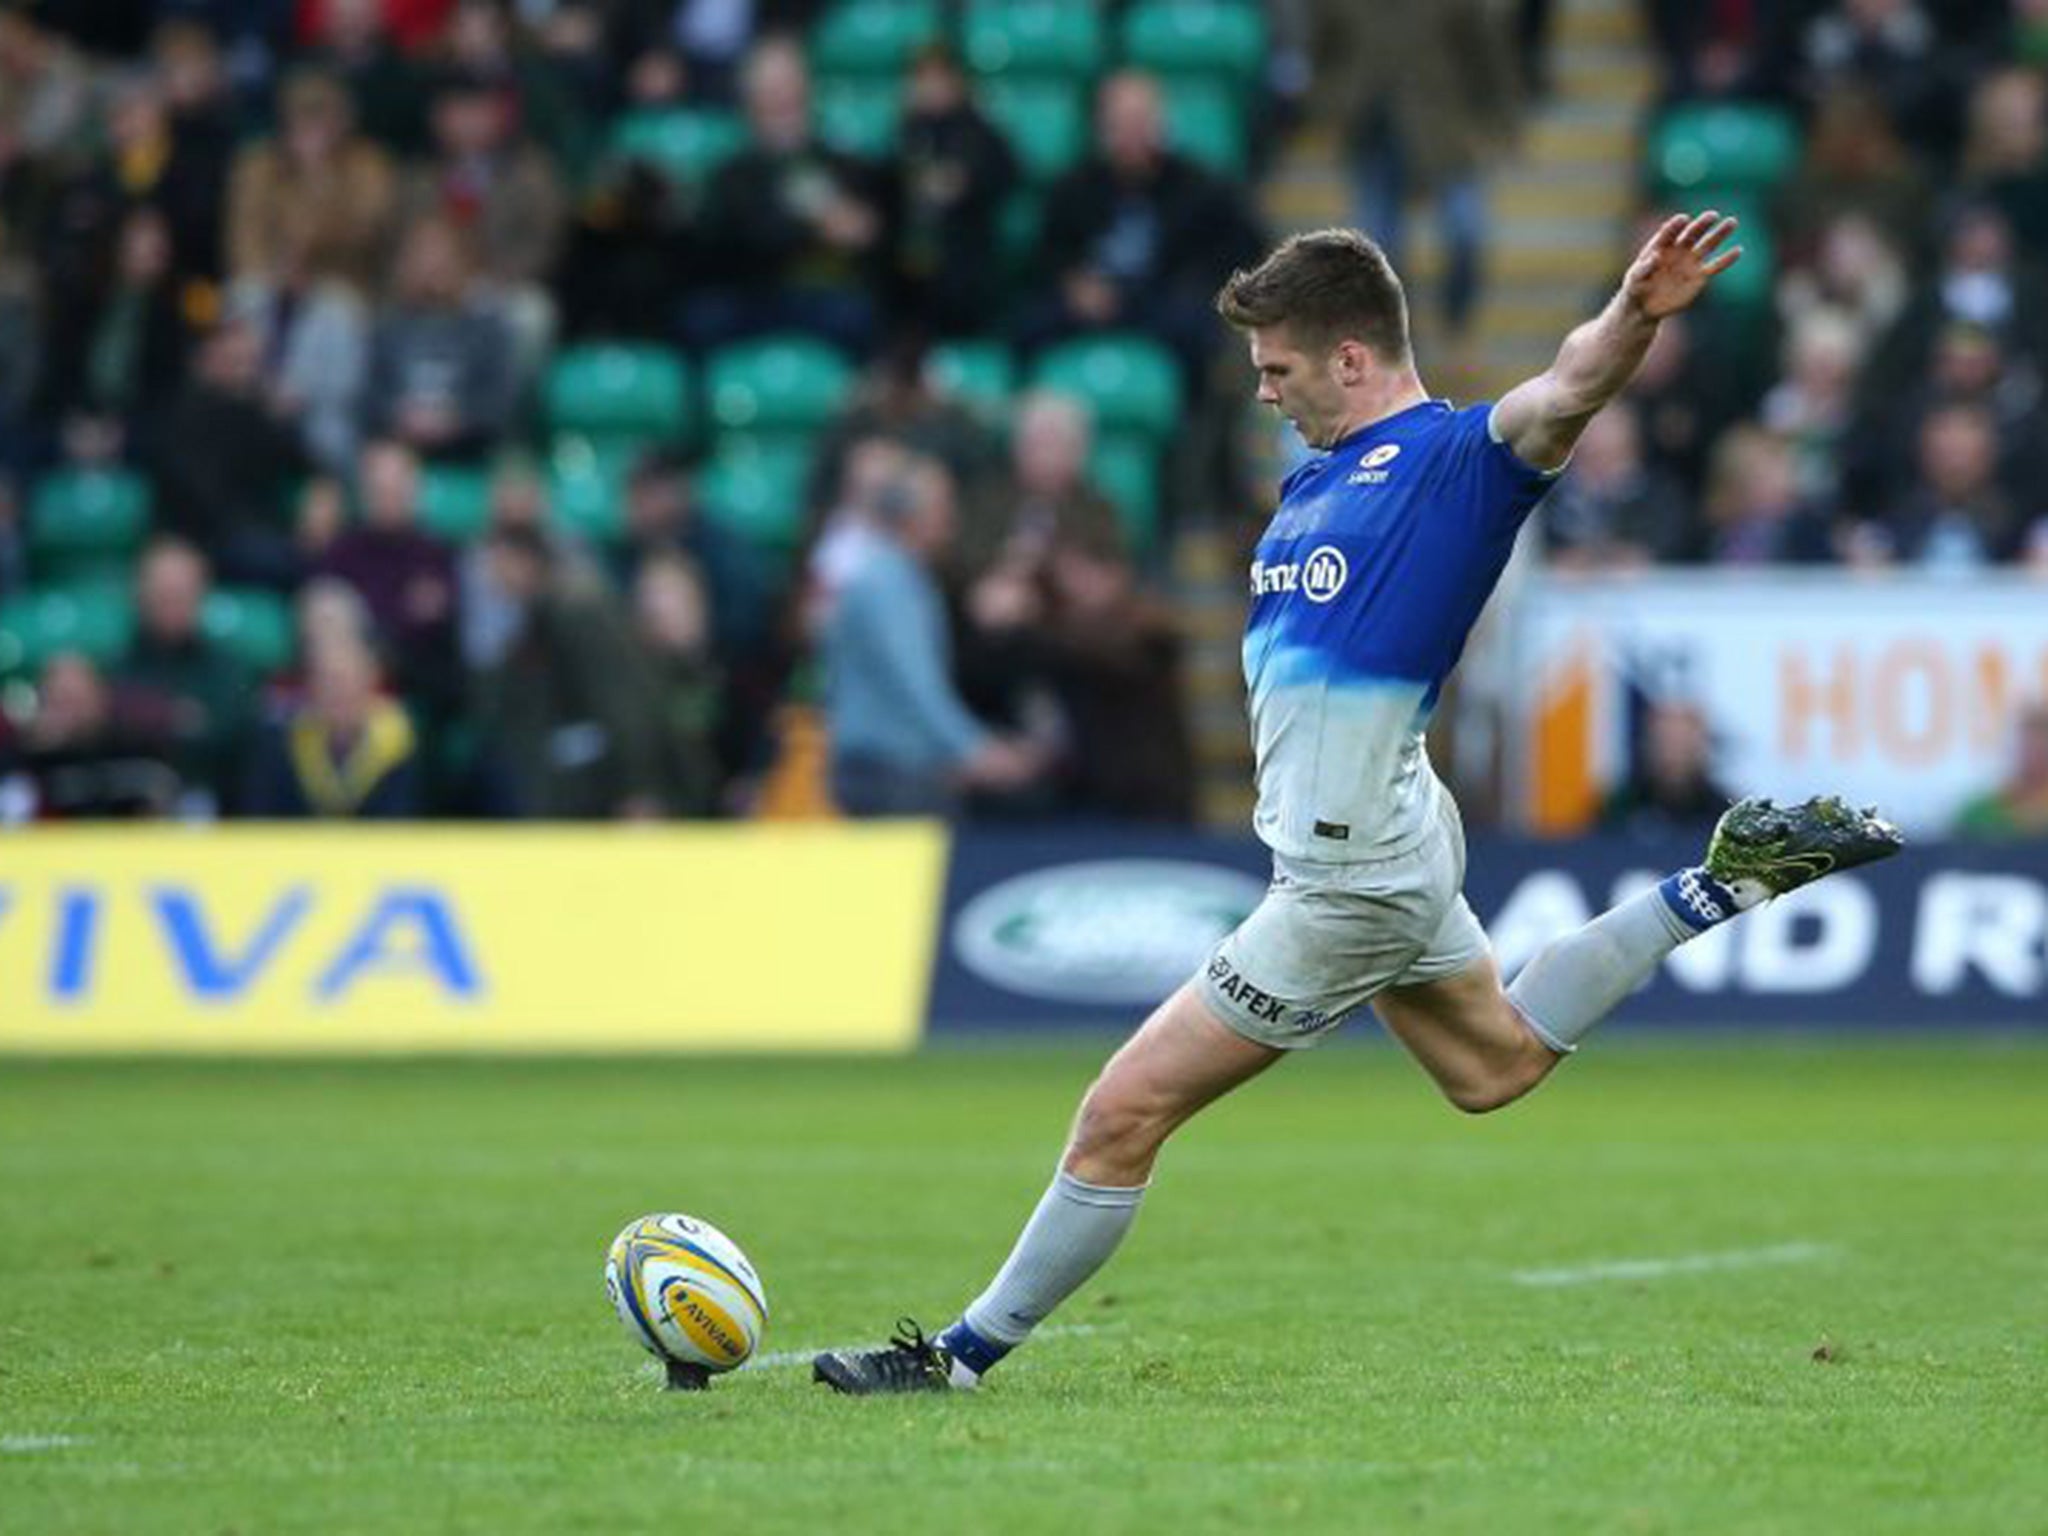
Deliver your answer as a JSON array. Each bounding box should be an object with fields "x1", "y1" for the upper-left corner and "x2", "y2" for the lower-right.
[{"x1": 605, "y1": 1213, "x2": 769, "y2": 1375}]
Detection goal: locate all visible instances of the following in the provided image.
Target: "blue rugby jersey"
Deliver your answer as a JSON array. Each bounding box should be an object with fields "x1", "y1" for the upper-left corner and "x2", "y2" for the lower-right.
[{"x1": 1244, "y1": 399, "x2": 1556, "y2": 862}]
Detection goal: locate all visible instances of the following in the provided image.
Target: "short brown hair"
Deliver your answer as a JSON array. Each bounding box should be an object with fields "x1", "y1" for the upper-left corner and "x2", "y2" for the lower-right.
[{"x1": 1214, "y1": 228, "x2": 1410, "y2": 362}]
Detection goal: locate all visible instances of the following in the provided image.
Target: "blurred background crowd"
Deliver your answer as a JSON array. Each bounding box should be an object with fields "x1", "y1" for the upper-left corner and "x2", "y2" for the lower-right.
[{"x1": 0, "y1": 0, "x2": 2043, "y2": 837}]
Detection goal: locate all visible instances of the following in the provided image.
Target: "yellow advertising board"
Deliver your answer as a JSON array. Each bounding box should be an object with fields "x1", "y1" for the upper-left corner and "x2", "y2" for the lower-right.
[{"x1": 0, "y1": 824, "x2": 948, "y2": 1053}]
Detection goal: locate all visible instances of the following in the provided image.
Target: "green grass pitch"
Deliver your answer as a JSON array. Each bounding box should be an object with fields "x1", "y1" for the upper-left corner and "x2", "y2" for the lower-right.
[{"x1": 3, "y1": 1040, "x2": 2044, "y2": 1535}]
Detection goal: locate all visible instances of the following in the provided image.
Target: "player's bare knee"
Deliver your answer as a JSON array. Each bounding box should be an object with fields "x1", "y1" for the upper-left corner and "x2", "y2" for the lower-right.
[{"x1": 1066, "y1": 1075, "x2": 1171, "y2": 1169}]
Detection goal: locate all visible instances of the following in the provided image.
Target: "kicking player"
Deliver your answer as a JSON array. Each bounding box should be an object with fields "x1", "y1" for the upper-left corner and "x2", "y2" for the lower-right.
[{"x1": 814, "y1": 212, "x2": 1903, "y2": 1395}]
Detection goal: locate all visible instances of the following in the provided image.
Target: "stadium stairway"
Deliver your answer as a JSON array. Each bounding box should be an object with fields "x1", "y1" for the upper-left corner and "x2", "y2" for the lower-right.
[{"x1": 1174, "y1": 0, "x2": 1656, "y2": 827}]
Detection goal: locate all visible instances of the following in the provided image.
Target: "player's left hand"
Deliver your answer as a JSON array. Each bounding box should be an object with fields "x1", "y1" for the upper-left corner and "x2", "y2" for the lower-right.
[{"x1": 1622, "y1": 211, "x2": 1742, "y2": 321}]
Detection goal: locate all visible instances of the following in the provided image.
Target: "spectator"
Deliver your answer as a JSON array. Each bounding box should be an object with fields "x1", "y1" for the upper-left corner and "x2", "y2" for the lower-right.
[
  {"x1": 1036, "y1": 531, "x2": 1195, "y2": 822},
  {"x1": 117, "y1": 536, "x2": 254, "y2": 809},
  {"x1": 441, "y1": 0, "x2": 587, "y2": 170},
  {"x1": 806, "y1": 337, "x2": 1004, "y2": 530},
  {"x1": 804, "y1": 433, "x2": 910, "y2": 635},
  {"x1": 1023, "y1": 70, "x2": 1263, "y2": 384},
  {"x1": 1540, "y1": 399, "x2": 1695, "y2": 568},
  {"x1": 558, "y1": 47, "x2": 707, "y2": 338},
  {"x1": 1799, "y1": 0, "x2": 1959, "y2": 161},
  {"x1": 398, "y1": 68, "x2": 568, "y2": 368},
  {"x1": 1847, "y1": 320, "x2": 2048, "y2": 516},
  {"x1": 0, "y1": 653, "x2": 184, "y2": 821},
  {"x1": 1309, "y1": 1, "x2": 1521, "y2": 345},
  {"x1": 891, "y1": 44, "x2": 1018, "y2": 337},
  {"x1": 226, "y1": 214, "x2": 374, "y2": 473},
  {"x1": 1760, "y1": 308, "x2": 1863, "y2": 504},
  {"x1": 317, "y1": 439, "x2": 460, "y2": 703},
  {"x1": 1960, "y1": 65, "x2": 2048, "y2": 258},
  {"x1": 246, "y1": 627, "x2": 422, "y2": 816},
  {"x1": 151, "y1": 19, "x2": 243, "y2": 265},
  {"x1": 0, "y1": 212, "x2": 35, "y2": 475},
  {"x1": 469, "y1": 521, "x2": 665, "y2": 818},
  {"x1": 300, "y1": 0, "x2": 428, "y2": 153},
  {"x1": 1702, "y1": 425, "x2": 1837, "y2": 564},
  {"x1": 616, "y1": 449, "x2": 768, "y2": 658},
  {"x1": 629, "y1": 549, "x2": 725, "y2": 816},
  {"x1": 227, "y1": 67, "x2": 397, "y2": 292},
  {"x1": 365, "y1": 215, "x2": 520, "y2": 458},
  {"x1": 0, "y1": 473, "x2": 24, "y2": 598},
  {"x1": 822, "y1": 454, "x2": 1037, "y2": 816},
  {"x1": 1641, "y1": 0, "x2": 1798, "y2": 104},
  {"x1": 1953, "y1": 702, "x2": 2048, "y2": 838},
  {"x1": 1780, "y1": 86, "x2": 1932, "y2": 264},
  {"x1": 1600, "y1": 699, "x2": 1736, "y2": 835},
  {"x1": 1862, "y1": 204, "x2": 2048, "y2": 450},
  {"x1": 1879, "y1": 401, "x2": 2019, "y2": 567},
  {"x1": 1620, "y1": 308, "x2": 1749, "y2": 492},
  {"x1": 687, "y1": 35, "x2": 887, "y2": 354},
  {"x1": 0, "y1": 9, "x2": 92, "y2": 174},
  {"x1": 39, "y1": 206, "x2": 194, "y2": 436},
  {"x1": 955, "y1": 390, "x2": 1122, "y2": 580},
  {"x1": 149, "y1": 315, "x2": 308, "y2": 587},
  {"x1": 298, "y1": 0, "x2": 457, "y2": 56},
  {"x1": 1778, "y1": 212, "x2": 1910, "y2": 356}
]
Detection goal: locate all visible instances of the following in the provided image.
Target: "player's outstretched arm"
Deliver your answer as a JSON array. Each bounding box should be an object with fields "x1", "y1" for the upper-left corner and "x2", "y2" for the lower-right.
[{"x1": 1490, "y1": 210, "x2": 1742, "y2": 471}]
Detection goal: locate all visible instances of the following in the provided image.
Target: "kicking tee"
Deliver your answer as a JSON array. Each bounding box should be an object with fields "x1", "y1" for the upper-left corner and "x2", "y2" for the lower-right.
[{"x1": 1244, "y1": 399, "x2": 1555, "y2": 863}]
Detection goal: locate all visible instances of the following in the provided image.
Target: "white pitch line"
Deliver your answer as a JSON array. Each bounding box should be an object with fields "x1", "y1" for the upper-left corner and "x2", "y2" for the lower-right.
[
  {"x1": 1, "y1": 1435, "x2": 87, "y2": 1454},
  {"x1": 746, "y1": 1323, "x2": 1104, "y2": 1371},
  {"x1": 1510, "y1": 1242, "x2": 1834, "y2": 1288}
]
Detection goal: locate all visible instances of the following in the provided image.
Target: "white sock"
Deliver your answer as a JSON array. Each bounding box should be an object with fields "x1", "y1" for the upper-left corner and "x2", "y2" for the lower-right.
[
  {"x1": 948, "y1": 1170, "x2": 1146, "y2": 1372},
  {"x1": 1507, "y1": 867, "x2": 1761, "y2": 1051}
]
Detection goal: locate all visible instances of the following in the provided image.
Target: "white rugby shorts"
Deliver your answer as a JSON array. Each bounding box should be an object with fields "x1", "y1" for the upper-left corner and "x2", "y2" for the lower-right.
[{"x1": 1199, "y1": 795, "x2": 1488, "y2": 1049}]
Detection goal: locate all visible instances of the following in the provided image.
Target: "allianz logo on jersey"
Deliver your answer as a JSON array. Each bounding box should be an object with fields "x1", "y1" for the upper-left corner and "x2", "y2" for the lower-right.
[
  {"x1": 1249, "y1": 544, "x2": 1349, "y2": 603},
  {"x1": 1348, "y1": 441, "x2": 1402, "y2": 485}
]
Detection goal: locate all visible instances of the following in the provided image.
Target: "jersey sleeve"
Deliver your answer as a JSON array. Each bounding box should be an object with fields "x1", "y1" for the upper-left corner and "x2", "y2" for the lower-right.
[{"x1": 1437, "y1": 401, "x2": 1560, "y2": 540}]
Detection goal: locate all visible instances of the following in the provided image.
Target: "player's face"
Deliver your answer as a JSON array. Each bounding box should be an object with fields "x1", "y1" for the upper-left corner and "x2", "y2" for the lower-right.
[{"x1": 1248, "y1": 326, "x2": 1349, "y2": 449}]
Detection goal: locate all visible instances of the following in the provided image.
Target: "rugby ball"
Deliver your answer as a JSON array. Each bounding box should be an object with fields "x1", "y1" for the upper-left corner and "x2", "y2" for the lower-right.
[{"x1": 605, "y1": 1213, "x2": 769, "y2": 1382}]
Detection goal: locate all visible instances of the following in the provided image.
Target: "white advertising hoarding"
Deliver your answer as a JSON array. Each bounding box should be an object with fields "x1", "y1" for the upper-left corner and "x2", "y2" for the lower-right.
[{"x1": 1511, "y1": 573, "x2": 2048, "y2": 833}]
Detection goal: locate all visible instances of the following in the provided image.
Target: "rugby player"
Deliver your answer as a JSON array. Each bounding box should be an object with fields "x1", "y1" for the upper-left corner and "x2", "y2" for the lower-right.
[{"x1": 814, "y1": 212, "x2": 1903, "y2": 1394}]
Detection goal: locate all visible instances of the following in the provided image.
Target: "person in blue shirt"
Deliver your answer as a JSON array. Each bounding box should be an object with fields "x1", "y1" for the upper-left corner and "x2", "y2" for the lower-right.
[{"x1": 814, "y1": 214, "x2": 1905, "y2": 1395}]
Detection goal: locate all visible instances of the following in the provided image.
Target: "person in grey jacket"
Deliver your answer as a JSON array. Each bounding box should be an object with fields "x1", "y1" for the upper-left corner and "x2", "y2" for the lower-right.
[{"x1": 823, "y1": 455, "x2": 1039, "y2": 816}]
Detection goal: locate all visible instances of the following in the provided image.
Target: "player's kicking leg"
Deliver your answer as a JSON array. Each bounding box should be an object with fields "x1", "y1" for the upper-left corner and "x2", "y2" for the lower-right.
[
  {"x1": 1383, "y1": 794, "x2": 1905, "y2": 1111},
  {"x1": 811, "y1": 983, "x2": 1279, "y2": 1394},
  {"x1": 814, "y1": 793, "x2": 1902, "y2": 1394}
]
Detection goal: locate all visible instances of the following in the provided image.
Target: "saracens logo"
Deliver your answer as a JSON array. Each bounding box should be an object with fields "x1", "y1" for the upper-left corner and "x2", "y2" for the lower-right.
[{"x1": 1249, "y1": 543, "x2": 1350, "y2": 603}]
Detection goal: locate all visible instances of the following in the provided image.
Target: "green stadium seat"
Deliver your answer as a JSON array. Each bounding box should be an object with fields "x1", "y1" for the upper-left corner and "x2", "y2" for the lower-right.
[
  {"x1": 962, "y1": 0, "x2": 1105, "y2": 77},
  {"x1": 1121, "y1": 0, "x2": 1266, "y2": 84},
  {"x1": 814, "y1": 74, "x2": 903, "y2": 158},
  {"x1": 979, "y1": 76, "x2": 1088, "y2": 182},
  {"x1": 706, "y1": 335, "x2": 854, "y2": 434},
  {"x1": 28, "y1": 468, "x2": 151, "y2": 583},
  {"x1": 547, "y1": 434, "x2": 643, "y2": 543},
  {"x1": 202, "y1": 587, "x2": 293, "y2": 673},
  {"x1": 1089, "y1": 431, "x2": 1162, "y2": 555},
  {"x1": 699, "y1": 437, "x2": 814, "y2": 552},
  {"x1": 1648, "y1": 103, "x2": 1801, "y2": 196},
  {"x1": 1031, "y1": 334, "x2": 1183, "y2": 439},
  {"x1": 545, "y1": 343, "x2": 690, "y2": 448},
  {"x1": 0, "y1": 583, "x2": 134, "y2": 675},
  {"x1": 608, "y1": 108, "x2": 746, "y2": 190},
  {"x1": 924, "y1": 339, "x2": 1015, "y2": 420},
  {"x1": 416, "y1": 464, "x2": 494, "y2": 543},
  {"x1": 1160, "y1": 75, "x2": 1246, "y2": 176},
  {"x1": 809, "y1": 0, "x2": 941, "y2": 75}
]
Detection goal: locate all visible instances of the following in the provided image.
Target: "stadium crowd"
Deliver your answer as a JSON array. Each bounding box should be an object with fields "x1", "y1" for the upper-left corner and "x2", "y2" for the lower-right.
[{"x1": 0, "y1": 0, "x2": 2043, "y2": 827}]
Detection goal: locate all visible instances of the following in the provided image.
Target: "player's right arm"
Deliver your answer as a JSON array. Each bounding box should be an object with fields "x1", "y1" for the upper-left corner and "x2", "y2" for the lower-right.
[{"x1": 1489, "y1": 211, "x2": 1741, "y2": 472}]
